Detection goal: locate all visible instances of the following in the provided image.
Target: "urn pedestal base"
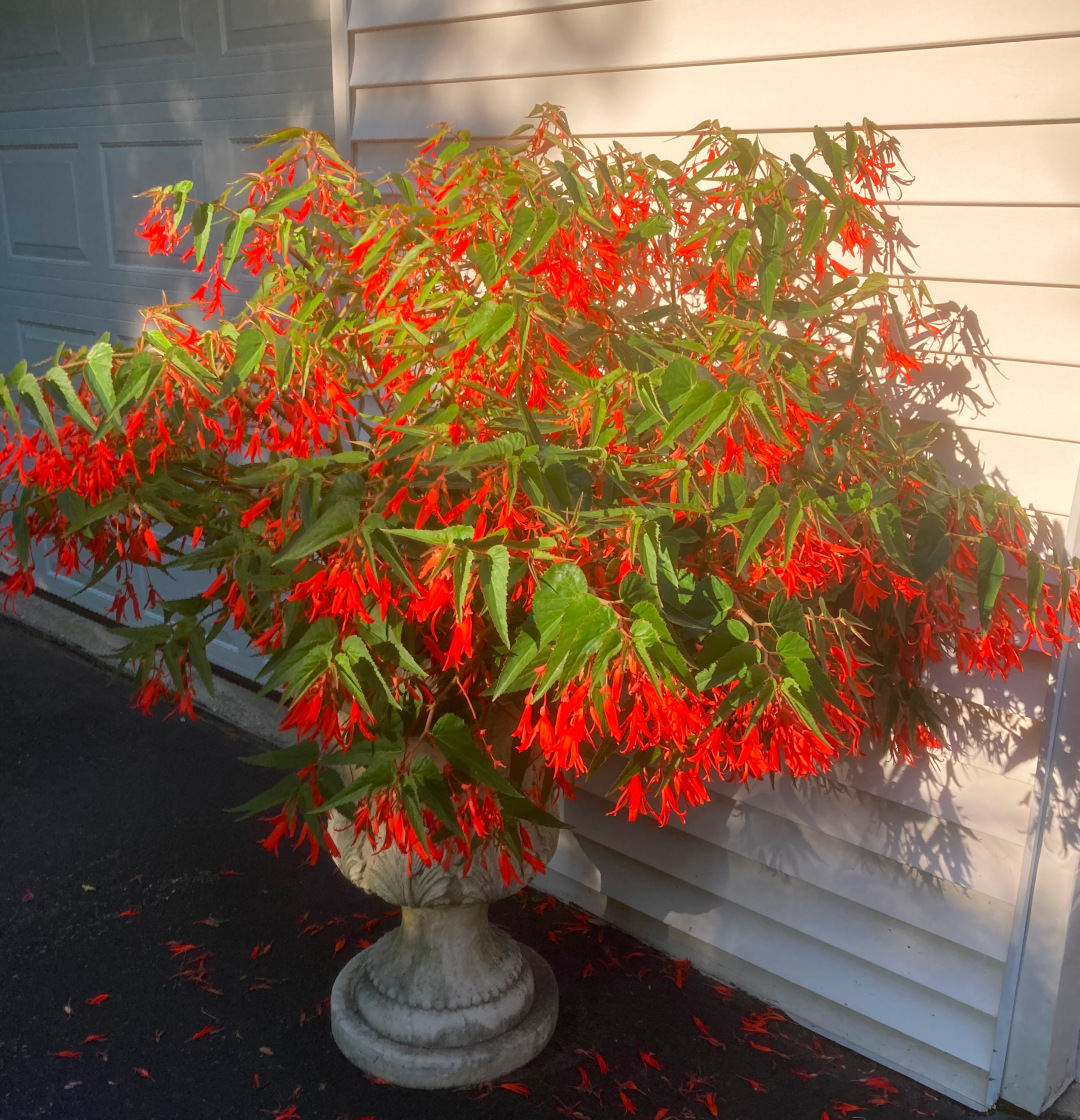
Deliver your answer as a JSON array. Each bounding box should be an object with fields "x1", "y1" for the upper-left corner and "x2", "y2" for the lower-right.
[
  {"x1": 326, "y1": 795, "x2": 560, "y2": 1088},
  {"x1": 331, "y1": 940, "x2": 558, "y2": 1089}
]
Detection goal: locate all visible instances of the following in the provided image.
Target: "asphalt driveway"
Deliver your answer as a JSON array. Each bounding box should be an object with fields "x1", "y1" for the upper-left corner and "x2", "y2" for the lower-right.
[{"x1": 0, "y1": 611, "x2": 984, "y2": 1120}]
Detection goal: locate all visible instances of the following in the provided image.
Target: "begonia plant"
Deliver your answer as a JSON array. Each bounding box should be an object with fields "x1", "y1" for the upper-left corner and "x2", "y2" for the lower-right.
[{"x1": 2, "y1": 106, "x2": 1076, "y2": 880}]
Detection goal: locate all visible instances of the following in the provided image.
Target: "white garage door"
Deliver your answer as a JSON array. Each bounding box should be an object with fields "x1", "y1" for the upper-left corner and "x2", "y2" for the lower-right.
[{"x1": 0, "y1": 0, "x2": 335, "y2": 672}]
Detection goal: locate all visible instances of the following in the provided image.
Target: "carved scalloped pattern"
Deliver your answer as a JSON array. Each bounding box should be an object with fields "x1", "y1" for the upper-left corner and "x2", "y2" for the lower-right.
[{"x1": 329, "y1": 810, "x2": 558, "y2": 908}]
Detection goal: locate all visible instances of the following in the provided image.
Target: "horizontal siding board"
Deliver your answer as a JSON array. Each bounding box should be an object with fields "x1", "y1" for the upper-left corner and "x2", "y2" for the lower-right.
[
  {"x1": 729, "y1": 758, "x2": 1032, "y2": 854},
  {"x1": 897, "y1": 359, "x2": 1080, "y2": 442},
  {"x1": 928, "y1": 427, "x2": 1080, "y2": 516},
  {"x1": 831, "y1": 748, "x2": 1037, "y2": 844},
  {"x1": 568, "y1": 790, "x2": 1006, "y2": 1016},
  {"x1": 705, "y1": 774, "x2": 1025, "y2": 901},
  {"x1": 924, "y1": 652, "x2": 1054, "y2": 722},
  {"x1": 916, "y1": 281, "x2": 1080, "y2": 368},
  {"x1": 350, "y1": 0, "x2": 1080, "y2": 86},
  {"x1": 616, "y1": 781, "x2": 1017, "y2": 961},
  {"x1": 537, "y1": 865, "x2": 993, "y2": 1108},
  {"x1": 925, "y1": 698, "x2": 1042, "y2": 783},
  {"x1": 873, "y1": 204, "x2": 1080, "y2": 288},
  {"x1": 741, "y1": 124, "x2": 1080, "y2": 206},
  {"x1": 350, "y1": 39, "x2": 1080, "y2": 138},
  {"x1": 547, "y1": 830, "x2": 999, "y2": 1069}
]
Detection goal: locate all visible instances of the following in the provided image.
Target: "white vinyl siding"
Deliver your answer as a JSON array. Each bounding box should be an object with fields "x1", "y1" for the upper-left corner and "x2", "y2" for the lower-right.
[{"x1": 338, "y1": 1, "x2": 1080, "y2": 1109}]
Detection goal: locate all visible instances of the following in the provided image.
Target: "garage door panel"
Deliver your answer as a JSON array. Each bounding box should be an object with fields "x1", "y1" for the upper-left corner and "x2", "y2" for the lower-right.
[
  {"x1": 101, "y1": 139, "x2": 207, "y2": 267},
  {"x1": 0, "y1": 145, "x2": 89, "y2": 264},
  {"x1": 0, "y1": 0, "x2": 333, "y2": 384},
  {"x1": 219, "y1": 0, "x2": 330, "y2": 52},
  {"x1": 0, "y1": 83, "x2": 334, "y2": 131},
  {"x1": 0, "y1": 2, "x2": 65, "y2": 70},
  {"x1": 16, "y1": 319, "x2": 99, "y2": 370},
  {"x1": 85, "y1": 0, "x2": 197, "y2": 65}
]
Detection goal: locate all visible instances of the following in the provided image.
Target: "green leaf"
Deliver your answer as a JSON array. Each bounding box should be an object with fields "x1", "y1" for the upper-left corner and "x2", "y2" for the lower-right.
[
  {"x1": 780, "y1": 678, "x2": 824, "y2": 738},
  {"x1": 783, "y1": 493, "x2": 804, "y2": 564},
  {"x1": 44, "y1": 364, "x2": 96, "y2": 431},
  {"x1": 799, "y1": 197, "x2": 826, "y2": 258},
  {"x1": 758, "y1": 257, "x2": 783, "y2": 318},
  {"x1": 532, "y1": 594, "x2": 618, "y2": 698},
  {"x1": 736, "y1": 485, "x2": 781, "y2": 574},
  {"x1": 659, "y1": 357, "x2": 699, "y2": 412},
  {"x1": 625, "y1": 213, "x2": 672, "y2": 245},
  {"x1": 912, "y1": 512, "x2": 949, "y2": 582},
  {"x1": 219, "y1": 329, "x2": 267, "y2": 397},
  {"x1": 186, "y1": 626, "x2": 215, "y2": 694},
  {"x1": 468, "y1": 240, "x2": 500, "y2": 289},
  {"x1": 84, "y1": 339, "x2": 116, "y2": 413},
  {"x1": 220, "y1": 207, "x2": 256, "y2": 279},
  {"x1": 16, "y1": 371, "x2": 59, "y2": 448},
  {"x1": 725, "y1": 228, "x2": 752, "y2": 280},
  {"x1": 492, "y1": 562, "x2": 588, "y2": 697},
  {"x1": 259, "y1": 617, "x2": 337, "y2": 696},
  {"x1": 453, "y1": 546, "x2": 474, "y2": 619},
  {"x1": 360, "y1": 615, "x2": 426, "y2": 676},
  {"x1": 191, "y1": 202, "x2": 213, "y2": 268},
  {"x1": 479, "y1": 544, "x2": 511, "y2": 647},
  {"x1": 519, "y1": 204, "x2": 558, "y2": 267},
  {"x1": 855, "y1": 273, "x2": 889, "y2": 300},
  {"x1": 260, "y1": 179, "x2": 317, "y2": 218},
  {"x1": 274, "y1": 497, "x2": 360, "y2": 566},
  {"x1": 504, "y1": 205, "x2": 537, "y2": 261},
  {"x1": 869, "y1": 505, "x2": 911, "y2": 571},
  {"x1": 239, "y1": 742, "x2": 320, "y2": 769},
  {"x1": 977, "y1": 535, "x2": 1005, "y2": 629},
  {"x1": 660, "y1": 381, "x2": 723, "y2": 447},
  {"x1": 754, "y1": 203, "x2": 787, "y2": 257},
  {"x1": 339, "y1": 636, "x2": 397, "y2": 707},
  {"x1": 463, "y1": 301, "x2": 515, "y2": 352},
  {"x1": 228, "y1": 773, "x2": 302, "y2": 818},
  {"x1": 432, "y1": 713, "x2": 519, "y2": 799},
  {"x1": 1025, "y1": 551, "x2": 1044, "y2": 623},
  {"x1": 776, "y1": 632, "x2": 813, "y2": 661}
]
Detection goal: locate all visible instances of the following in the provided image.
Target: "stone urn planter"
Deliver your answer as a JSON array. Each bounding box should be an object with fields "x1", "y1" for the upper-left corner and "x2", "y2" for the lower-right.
[{"x1": 327, "y1": 806, "x2": 559, "y2": 1088}]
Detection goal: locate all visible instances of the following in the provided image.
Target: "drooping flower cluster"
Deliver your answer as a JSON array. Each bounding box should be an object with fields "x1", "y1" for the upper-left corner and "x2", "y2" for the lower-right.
[{"x1": 3, "y1": 109, "x2": 1077, "y2": 879}]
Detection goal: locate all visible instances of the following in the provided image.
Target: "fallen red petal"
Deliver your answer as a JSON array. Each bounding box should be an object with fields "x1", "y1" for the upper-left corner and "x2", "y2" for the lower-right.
[
  {"x1": 700, "y1": 1092, "x2": 719, "y2": 1117},
  {"x1": 50, "y1": 1051, "x2": 81, "y2": 1059},
  {"x1": 134, "y1": 1066, "x2": 153, "y2": 1081},
  {"x1": 639, "y1": 1051, "x2": 662, "y2": 1071},
  {"x1": 85, "y1": 994, "x2": 110, "y2": 1006},
  {"x1": 619, "y1": 1089, "x2": 637, "y2": 1115},
  {"x1": 21, "y1": 890, "x2": 34, "y2": 902},
  {"x1": 188, "y1": 1025, "x2": 219, "y2": 1041},
  {"x1": 864, "y1": 1076, "x2": 899, "y2": 1094},
  {"x1": 499, "y1": 1082, "x2": 530, "y2": 1096},
  {"x1": 334, "y1": 937, "x2": 346, "y2": 954},
  {"x1": 83, "y1": 1034, "x2": 107, "y2": 1044},
  {"x1": 115, "y1": 908, "x2": 141, "y2": 918}
]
